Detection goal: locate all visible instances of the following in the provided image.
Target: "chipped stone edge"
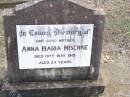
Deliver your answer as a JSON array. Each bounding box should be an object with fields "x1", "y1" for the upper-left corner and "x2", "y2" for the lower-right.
[
  {"x1": 15, "y1": 0, "x2": 43, "y2": 12},
  {"x1": 0, "y1": 0, "x2": 43, "y2": 16}
]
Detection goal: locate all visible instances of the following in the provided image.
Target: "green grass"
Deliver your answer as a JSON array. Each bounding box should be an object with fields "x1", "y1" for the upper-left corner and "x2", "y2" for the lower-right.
[
  {"x1": 118, "y1": 19, "x2": 130, "y2": 37},
  {"x1": 119, "y1": 19, "x2": 130, "y2": 33},
  {"x1": 126, "y1": 23, "x2": 130, "y2": 37},
  {"x1": 126, "y1": 32, "x2": 130, "y2": 37}
]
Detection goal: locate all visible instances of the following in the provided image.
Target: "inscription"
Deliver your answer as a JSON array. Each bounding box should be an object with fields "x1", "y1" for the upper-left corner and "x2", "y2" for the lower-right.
[{"x1": 16, "y1": 24, "x2": 94, "y2": 69}]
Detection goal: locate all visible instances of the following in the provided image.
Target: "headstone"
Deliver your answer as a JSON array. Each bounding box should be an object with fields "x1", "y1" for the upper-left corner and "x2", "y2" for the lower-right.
[{"x1": 1, "y1": 0, "x2": 105, "y2": 97}]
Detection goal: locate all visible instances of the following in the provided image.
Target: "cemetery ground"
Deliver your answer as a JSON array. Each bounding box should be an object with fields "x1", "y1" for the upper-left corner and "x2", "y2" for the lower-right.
[{"x1": 0, "y1": 0, "x2": 130, "y2": 97}]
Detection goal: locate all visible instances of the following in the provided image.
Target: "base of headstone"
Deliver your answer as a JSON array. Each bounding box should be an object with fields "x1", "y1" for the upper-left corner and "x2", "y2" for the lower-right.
[{"x1": 1, "y1": 73, "x2": 105, "y2": 97}]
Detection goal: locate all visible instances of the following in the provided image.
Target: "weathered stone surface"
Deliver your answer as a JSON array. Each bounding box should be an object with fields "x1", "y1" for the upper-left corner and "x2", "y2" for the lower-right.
[
  {"x1": 1, "y1": 74, "x2": 105, "y2": 97},
  {"x1": 3, "y1": 0, "x2": 105, "y2": 82},
  {"x1": 1, "y1": 0, "x2": 105, "y2": 97},
  {"x1": 0, "y1": 0, "x2": 26, "y2": 8}
]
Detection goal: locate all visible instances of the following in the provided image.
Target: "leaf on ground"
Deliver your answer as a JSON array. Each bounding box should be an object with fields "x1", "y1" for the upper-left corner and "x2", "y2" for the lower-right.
[{"x1": 102, "y1": 54, "x2": 114, "y2": 63}]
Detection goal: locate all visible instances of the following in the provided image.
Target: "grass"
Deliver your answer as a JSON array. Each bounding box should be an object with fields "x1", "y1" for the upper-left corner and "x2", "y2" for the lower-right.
[
  {"x1": 126, "y1": 23, "x2": 130, "y2": 37},
  {"x1": 119, "y1": 19, "x2": 130, "y2": 34}
]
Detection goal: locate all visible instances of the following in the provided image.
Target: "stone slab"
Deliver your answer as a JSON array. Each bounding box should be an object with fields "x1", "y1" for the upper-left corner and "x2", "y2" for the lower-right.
[
  {"x1": 1, "y1": 74, "x2": 105, "y2": 97},
  {"x1": 3, "y1": 0, "x2": 105, "y2": 82}
]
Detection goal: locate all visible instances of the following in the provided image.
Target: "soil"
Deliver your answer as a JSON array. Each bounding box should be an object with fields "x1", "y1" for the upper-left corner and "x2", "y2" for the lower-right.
[{"x1": 0, "y1": 0, "x2": 130, "y2": 97}]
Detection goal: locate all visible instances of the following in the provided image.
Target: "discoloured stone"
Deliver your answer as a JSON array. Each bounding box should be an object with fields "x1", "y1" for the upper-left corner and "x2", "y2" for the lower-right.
[
  {"x1": 1, "y1": 74, "x2": 105, "y2": 97},
  {"x1": 2, "y1": 0, "x2": 105, "y2": 97},
  {"x1": 3, "y1": 0, "x2": 105, "y2": 82}
]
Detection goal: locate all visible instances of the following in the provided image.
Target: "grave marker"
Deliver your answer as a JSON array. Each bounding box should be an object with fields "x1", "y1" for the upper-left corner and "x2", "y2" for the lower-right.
[
  {"x1": 4, "y1": 0, "x2": 105, "y2": 82},
  {"x1": 2, "y1": 0, "x2": 105, "y2": 97}
]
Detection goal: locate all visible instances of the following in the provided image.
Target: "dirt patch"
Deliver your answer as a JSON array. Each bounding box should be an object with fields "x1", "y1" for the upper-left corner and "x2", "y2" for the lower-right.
[{"x1": 98, "y1": 0, "x2": 130, "y2": 97}]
